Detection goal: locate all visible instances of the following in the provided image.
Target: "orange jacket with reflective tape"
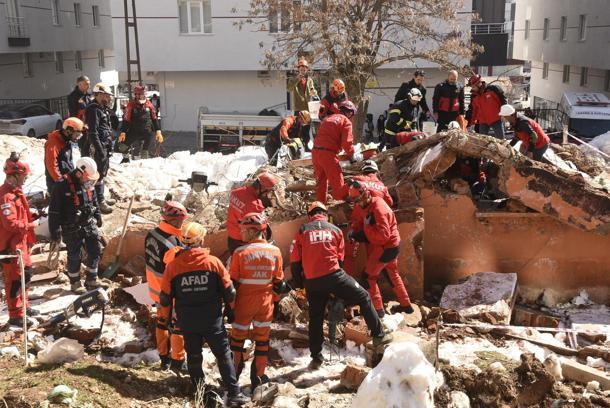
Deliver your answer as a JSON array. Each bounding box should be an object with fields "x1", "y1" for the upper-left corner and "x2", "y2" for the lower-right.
[
  {"x1": 230, "y1": 239, "x2": 284, "y2": 297},
  {"x1": 144, "y1": 222, "x2": 182, "y2": 303}
]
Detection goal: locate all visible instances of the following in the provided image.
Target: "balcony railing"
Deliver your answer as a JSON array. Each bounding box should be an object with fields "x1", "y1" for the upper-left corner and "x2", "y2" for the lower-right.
[
  {"x1": 471, "y1": 22, "x2": 509, "y2": 35},
  {"x1": 7, "y1": 16, "x2": 28, "y2": 38}
]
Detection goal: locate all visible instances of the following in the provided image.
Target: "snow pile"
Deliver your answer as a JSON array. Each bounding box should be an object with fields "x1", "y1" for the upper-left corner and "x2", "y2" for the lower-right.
[
  {"x1": 108, "y1": 146, "x2": 268, "y2": 200},
  {"x1": 352, "y1": 342, "x2": 442, "y2": 408},
  {"x1": 585, "y1": 131, "x2": 610, "y2": 157},
  {"x1": 0, "y1": 136, "x2": 47, "y2": 193}
]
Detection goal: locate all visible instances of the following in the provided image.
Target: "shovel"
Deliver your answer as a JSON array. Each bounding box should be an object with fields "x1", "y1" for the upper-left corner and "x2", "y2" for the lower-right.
[{"x1": 102, "y1": 195, "x2": 135, "y2": 279}]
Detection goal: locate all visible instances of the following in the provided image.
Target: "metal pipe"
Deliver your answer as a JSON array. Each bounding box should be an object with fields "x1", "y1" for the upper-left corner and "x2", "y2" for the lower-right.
[{"x1": 16, "y1": 249, "x2": 28, "y2": 367}]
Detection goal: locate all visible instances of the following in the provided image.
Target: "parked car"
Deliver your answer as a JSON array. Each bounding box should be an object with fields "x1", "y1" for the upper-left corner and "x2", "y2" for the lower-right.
[{"x1": 0, "y1": 103, "x2": 62, "y2": 138}]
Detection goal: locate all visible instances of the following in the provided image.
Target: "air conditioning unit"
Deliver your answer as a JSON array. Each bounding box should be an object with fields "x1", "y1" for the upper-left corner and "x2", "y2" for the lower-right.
[{"x1": 257, "y1": 70, "x2": 271, "y2": 79}]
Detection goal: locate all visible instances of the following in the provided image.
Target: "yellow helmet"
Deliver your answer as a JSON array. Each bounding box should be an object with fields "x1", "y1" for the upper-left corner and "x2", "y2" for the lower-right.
[{"x1": 180, "y1": 222, "x2": 207, "y2": 245}]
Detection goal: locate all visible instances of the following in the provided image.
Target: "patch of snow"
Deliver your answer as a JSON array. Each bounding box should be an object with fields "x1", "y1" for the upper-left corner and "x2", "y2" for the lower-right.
[
  {"x1": 352, "y1": 342, "x2": 442, "y2": 408},
  {"x1": 381, "y1": 313, "x2": 404, "y2": 332}
]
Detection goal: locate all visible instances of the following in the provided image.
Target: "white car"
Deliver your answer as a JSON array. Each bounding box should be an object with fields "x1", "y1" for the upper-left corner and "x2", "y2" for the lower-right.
[{"x1": 0, "y1": 104, "x2": 63, "y2": 138}]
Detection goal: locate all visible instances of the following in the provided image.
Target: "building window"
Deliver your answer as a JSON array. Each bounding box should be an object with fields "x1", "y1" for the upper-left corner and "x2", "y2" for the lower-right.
[
  {"x1": 55, "y1": 51, "x2": 64, "y2": 74},
  {"x1": 51, "y1": 0, "x2": 61, "y2": 25},
  {"x1": 98, "y1": 49, "x2": 105, "y2": 68},
  {"x1": 524, "y1": 19, "x2": 530, "y2": 39},
  {"x1": 293, "y1": 0, "x2": 301, "y2": 31},
  {"x1": 178, "y1": 0, "x2": 212, "y2": 34},
  {"x1": 269, "y1": 10, "x2": 278, "y2": 33},
  {"x1": 280, "y1": 4, "x2": 291, "y2": 32},
  {"x1": 74, "y1": 3, "x2": 81, "y2": 27},
  {"x1": 92, "y1": 5, "x2": 99, "y2": 27},
  {"x1": 269, "y1": 4, "x2": 292, "y2": 33},
  {"x1": 578, "y1": 14, "x2": 587, "y2": 41},
  {"x1": 542, "y1": 62, "x2": 549, "y2": 79},
  {"x1": 580, "y1": 67, "x2": 589, "y2": 87},
  {"x1": 543, "y1": 18, "x2": 549, "y2": 40},
  {"x1": 562, "y1": 65, "x2": 570, "y2": 83},
  {"x1": 606, "y1": 70, "x2": 610, "y2": 92},
  {"x1": 22, "y1": 53, "x2": 32, "y2": 77},
  {"x1": 74, "y1": 50, "x2": 82, "y2": 71},
  {"x1": 560, "y1": 16, "x2": 567, "y2": 41}
]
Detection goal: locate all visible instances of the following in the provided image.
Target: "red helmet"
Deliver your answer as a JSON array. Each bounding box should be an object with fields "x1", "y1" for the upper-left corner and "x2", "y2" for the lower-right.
[
  {"x1": 338, "y1": 100, "x2": 358, "y2": 116},
  {"x1": 468, "y1": 75, "x2": 482, "y2": 87},
  {"x1": 256, "y1": 172, "x2": 279, "y2": 191},
  {"x1": 239, "y1": 212, "x2": 268, "y2": 231},
  {"x1": 348, "y1": 181, "x2": 368, "y2": 200},
  {"x1": 331, "y1": 79, "x2": 346, "y2": 94},
  {"x1": 162, "y1": 201, "x2": 188, "y2": 222},
  {"x1": 3, "y1": 153, "x2": 30, "y2": 176}
]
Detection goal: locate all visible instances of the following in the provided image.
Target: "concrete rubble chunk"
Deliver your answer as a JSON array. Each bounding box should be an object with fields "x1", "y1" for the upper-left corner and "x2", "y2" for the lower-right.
[
  {"x1": 340, "y1": 363, "x2": 371, "y2": 390},
  {"x1": 440, "y1": 272, "x2": 518, "y2": 324},
  {"x1": 561, "y1": 359, "x2": 610, "y2": 391}
]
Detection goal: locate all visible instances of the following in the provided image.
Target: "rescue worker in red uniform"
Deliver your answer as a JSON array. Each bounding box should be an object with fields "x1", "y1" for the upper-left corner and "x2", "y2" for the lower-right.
[
  {"x1": 226, "y1": 172, "x2": 279, "y2": 254},
  {"x1": 44, "y1": 117, "x2": 85, "y2": 192},
  {"x1": 318, "y1": 79, "x2": 348, "y2": 121},
  {"x1": 383, "y1": 88, "x2": 423, "y2": 149},
  {"x1": 348, "y1": 182, "x2": 413, "y2": 317},
  {"x1": 433, "y1": 70, "x2": 465, "y2": 132},
  {"x1": 312, "y1": 100, "x2": 362, "y2": 203},
  {"x1": 468, "y1": 75, "x2": 507, "y2": 139},
  {"x1": 49, "y1": 157, "x2": 106, "y2": 293},
  {"x1": 0, "y1": 154, "x2": 40, "y2": 326},
  {"x1": 160, "y1": 222, "x2": 248, "y2": 406},
  {"x1": 145, "y1": 201, "x2": 187, "y2": 371},
  {"x1": 290, "y1": 202, "x2": 392, "y2": 368},
  {"x1": 117, "y1": 85, "x2": 163, "y2": 162},
  {"x1": 344, "y1": 160, "x2": 393, "y2": 276},
  {"x1": 499, "y1": 104, "x2": 550, "y2": 161},
  {"x1": 264, "y1": 111, "x2": 311, "y2": 165},
  {"x1": 229, "y1": 212, "x2": 286, "y2": 391}
]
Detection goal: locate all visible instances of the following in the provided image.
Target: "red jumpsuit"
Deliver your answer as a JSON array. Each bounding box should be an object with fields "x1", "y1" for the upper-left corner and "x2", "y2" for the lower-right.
[
  {"x1": 0, "y1": 182, "x2": 34, "y2": 319},
  {"x1": 345, "y1": 174, "x2": 393, "y2": 276},
  {"x1": 312, "y1": 114, "x2": 355, "y2": 203},
  {"x1": 229, "y1": 239, "x2": 283, "y2": 381},
  {"x1": 226, "y1": 185, "x2": 265, "y2": 251},
  {"x1": 353, "y1": 196, "x2": 411, "y2": 311}
]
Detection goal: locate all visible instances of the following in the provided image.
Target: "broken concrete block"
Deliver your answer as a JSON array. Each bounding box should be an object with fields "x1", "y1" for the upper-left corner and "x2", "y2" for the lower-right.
[
  {"x1": 449, "y1": 178, "x2": 471, "y2": 196},
  {"x1": 512, "y1": 306, "x2": 560, "y2": 328},
  {"x1": 440, "y1": 272, "x2": 518, "y2": 324},
  {"x1": 560, "y1": 359, "x2": 610, "y2": 390},
  {"x1": 345, "y1": 319, "x2": 371, "y2": 346},
  {"x1": 121, "y1": 255, "x2": 146, "y2": 277},
  {"x1": 100, "y1": 226, "x2": 149, "y2": 270},
  {"x1": 340, "y1": 363, "x2": 371, "y2": 390},
  {"x1": 123, "y1": 341, "x2": 144, "y2": 354}
]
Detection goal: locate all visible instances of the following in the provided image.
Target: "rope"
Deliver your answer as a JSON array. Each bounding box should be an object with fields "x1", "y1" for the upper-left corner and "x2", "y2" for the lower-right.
[
  {"x1": 440, "y1": 322, "x2": 608, "y2": 335},
  {"x1": 566, "y1": 132, "x2": 610, "y2": 160}
]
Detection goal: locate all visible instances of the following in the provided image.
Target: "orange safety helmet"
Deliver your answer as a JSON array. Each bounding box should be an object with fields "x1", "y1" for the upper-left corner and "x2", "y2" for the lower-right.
[
  {"x1": 3, "y1": 152, "x2": 30, "y2": 176},
  {"x1": 297, "y1": 58, "x2": 309, "y2": 68},
  {"x1": 239, "y1": 212, "x2": 268, "y2": 231},
  {"x1": 331, "y1": 79, "x2": 346, "y2": 94},
  {"x1": 256, "y1": 172, "x2": 279, "y2": 191},
  {"x1": 307, "y1": 201, "x2": 327, "y2": 216},
  {"x1": 62, "y1": 117, "x2": 85, "y2": 132},
  {"x1": 162, "y1": 201, "x2": 188, "y2": 222}
]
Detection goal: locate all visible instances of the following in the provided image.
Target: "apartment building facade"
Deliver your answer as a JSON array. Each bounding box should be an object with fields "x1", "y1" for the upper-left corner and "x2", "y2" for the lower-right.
[
  {"x1": 0, "y1": 0, "x2": 116, "y2": 101},
  {"x1": 110, "y1": 0, "x2": 472, "y2": 135},
  {"x1": 511, "y1": 0, "x2": 610, "y2": 109}
]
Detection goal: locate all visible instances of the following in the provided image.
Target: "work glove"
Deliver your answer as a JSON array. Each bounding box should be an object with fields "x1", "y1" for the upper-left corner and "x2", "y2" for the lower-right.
[
  {"x1": 155, "y1": 130, "x2": 164, "y2": 143},
  {"x1": 223, "y1": 306, "x2": 235, "y2": 324},
  {"x1": 350, "y1": 152, "x2": 363, "y2": 163},
  {"x1": 95, "y1": 214, "x2": 103, "y2": 228},
  {"x1": 350, "y1": 230, "x2": 369, "y2": 243},
  {"x1": 118, "y1": 132, "x2": 126, "y2": 143}
]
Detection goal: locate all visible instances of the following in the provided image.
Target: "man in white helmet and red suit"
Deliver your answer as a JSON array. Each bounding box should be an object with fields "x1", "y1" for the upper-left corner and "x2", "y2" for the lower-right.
[{"x1": 48, "y1": 157, "x2": 108, "y2": 293}]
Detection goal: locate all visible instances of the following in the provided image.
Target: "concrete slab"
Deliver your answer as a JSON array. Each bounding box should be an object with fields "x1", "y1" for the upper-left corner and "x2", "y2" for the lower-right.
[{"x1": 440, "y1": 272, "x2": 518, "y2": 324}]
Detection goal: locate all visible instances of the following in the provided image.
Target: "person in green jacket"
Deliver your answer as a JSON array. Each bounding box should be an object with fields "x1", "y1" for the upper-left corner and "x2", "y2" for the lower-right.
[{"x1": 288, "y1": 58, "x2": 318, "y2": 151}]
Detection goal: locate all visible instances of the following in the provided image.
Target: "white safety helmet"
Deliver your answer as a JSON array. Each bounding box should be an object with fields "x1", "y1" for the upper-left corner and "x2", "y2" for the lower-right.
[
  {"x1": 447, "y1": 121, "x2": 461, "y2": 130},
  {"x1": 92, "y1": 82, "x2": 113, "y2": 95},
  {"x1": 361, "y1": 160, "x2": 379, "y2": 173},
  {"x1": 74, "y1": 157, "x2": 99, "y2": 181},
  {"x1": 499, "y1": 104, "x2": 516, "y2": 117},
  {"x1": 408, "y1": 88, "x2": 423, "y2": 101}
]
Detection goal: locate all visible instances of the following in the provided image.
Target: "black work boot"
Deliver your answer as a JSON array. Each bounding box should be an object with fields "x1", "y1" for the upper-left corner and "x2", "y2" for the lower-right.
[
  {"x1": 309, "y1": 353, "x2": 325, "y2": 369},
  {"x1": 250, "y1": 373, "x2": 269, "y2": 393},
  {"x1": 159, "y1": 355, "x2": 170, "y2": 370},
  {"x1": 376, "y1": 308, "x2": 386, "y2": 318},
  {"x1": 98, "y1": 201, "x2": 113, "y2": 214},
  {"x1": 227, "y1": 392, "x2": 250, "y2": 407},
  {"x1": 170, "y1": 359, "x2": 188, "y2": 376},
  {"x1": 8, "y1": 316, "x2": 36, "y2": 327}
]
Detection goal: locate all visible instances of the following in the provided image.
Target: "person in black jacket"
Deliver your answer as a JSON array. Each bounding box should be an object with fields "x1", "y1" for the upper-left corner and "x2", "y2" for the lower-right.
[
  {"x1": 67, "y1": 76, "x2": 92, "y2": 151},
  {"x1": 83, "y1": 83, "x2": 115, "y2": 214},
  {"x1": 383, "y1": 88, "x2": 422, "y2": 149},
  {"x1": 433, "y1": 70, "x2": 465, "y2": 132},
  {"x1": 48, "y1": 157, "x2": 106, "y2": 294},
  {"x1": 395, "y1": 70, "x2": 430, "y2": 130}
]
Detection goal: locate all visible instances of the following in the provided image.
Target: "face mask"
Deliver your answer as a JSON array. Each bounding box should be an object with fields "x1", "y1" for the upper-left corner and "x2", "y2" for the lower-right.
[{"x1": 83, "y1": 180, "x2": 95, "y2": 191}]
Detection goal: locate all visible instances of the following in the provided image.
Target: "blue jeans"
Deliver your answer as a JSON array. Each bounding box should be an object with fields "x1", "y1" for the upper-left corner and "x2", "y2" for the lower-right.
[
  {"x1": 479, "y1": 120, "x2": 505, "y2": 139},
  {"x1": 531, "y1": 144, "x2": 549, "y2": 161}
]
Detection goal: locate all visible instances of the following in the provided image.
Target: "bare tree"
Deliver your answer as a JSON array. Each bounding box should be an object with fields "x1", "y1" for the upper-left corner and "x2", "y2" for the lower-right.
[{"x1": 236, "y1": 0, "x2": 479, "y2": 140}]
